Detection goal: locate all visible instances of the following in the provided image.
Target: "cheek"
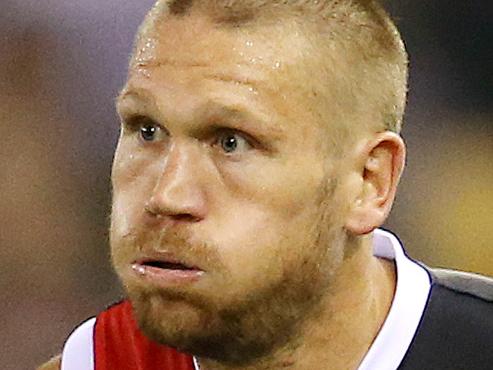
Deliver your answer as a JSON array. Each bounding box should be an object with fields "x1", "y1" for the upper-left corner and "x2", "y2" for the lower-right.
[
  {"x1": 110, "y1": 193, "x2": 139, "y2": 272},
  {"x1": 112, "y1": 140, "x2": 164, "y2": 206},
  {"x1": 219, "y1": 157, "x2": 327, "y2": 223},
  {"x1": 111, "y1": 146, "x2": 160, "y2": 250},
  {"x1": 112, "y1": 140, "x2": 157, "y2": 189},
  {"x1": 209, "y1": 200, "x2": 323, "y2": 298},
  {"x1": 209, "y1": 161, "x2": 340, "y2": 300}
]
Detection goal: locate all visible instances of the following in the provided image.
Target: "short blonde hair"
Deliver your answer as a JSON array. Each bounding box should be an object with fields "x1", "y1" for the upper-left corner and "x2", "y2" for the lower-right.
[{"x1": 134, "y1": 0, "x2": 408, "y2": 135}]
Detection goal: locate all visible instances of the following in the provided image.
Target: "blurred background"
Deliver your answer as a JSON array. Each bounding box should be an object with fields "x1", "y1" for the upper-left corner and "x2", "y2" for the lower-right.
[{"x1": 0, "y1": 1, "x2": 491, "y2": 368}]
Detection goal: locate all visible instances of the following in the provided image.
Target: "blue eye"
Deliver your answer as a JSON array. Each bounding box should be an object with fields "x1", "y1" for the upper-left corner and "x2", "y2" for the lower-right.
[
  {"x1": 218, "y1": 132, "x2": 252, "y2": 154},
  {"x1": 140, "y1": 124, "x2": 159, "y2": 141},
  {"x1": 221, "y1": 135, "x2": 238, "y2": 152}
]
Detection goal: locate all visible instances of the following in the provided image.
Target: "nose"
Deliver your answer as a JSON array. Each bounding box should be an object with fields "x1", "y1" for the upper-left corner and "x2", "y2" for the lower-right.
[{"x1": 144, "y1": 140, "x2": 207, "y2": 224}]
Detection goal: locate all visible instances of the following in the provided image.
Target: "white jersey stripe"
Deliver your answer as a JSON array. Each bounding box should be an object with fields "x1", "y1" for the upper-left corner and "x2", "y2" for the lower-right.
[
  {"x1": 61, "y1": 317, "x2": 96, "y2": 370},
  {"x1": 357, "y1": 229, "x2": 431, "y2": 370}
]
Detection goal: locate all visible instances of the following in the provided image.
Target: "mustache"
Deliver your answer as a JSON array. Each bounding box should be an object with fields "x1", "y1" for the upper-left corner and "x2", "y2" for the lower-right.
[{"x1": 119, "y1": 223, "x2": 225, "y2": 272}]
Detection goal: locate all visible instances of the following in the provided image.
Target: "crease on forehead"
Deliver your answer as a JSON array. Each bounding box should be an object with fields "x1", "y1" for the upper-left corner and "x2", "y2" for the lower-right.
[
  {"x1": 132, "y1": 1, "x2": 333, "y2": 102},
  {"x1": 132, "y1": 9, "x2": 312, "y2": 69},
  {"x1": 130, "y1": 15, "x2": 324, "y2": 123},
  {"x1": 124, "y1": 9, "x2": 333, "y2": 136},
  {"x1": 130, "y1": 57, "x2": 265, "y2": 93}
]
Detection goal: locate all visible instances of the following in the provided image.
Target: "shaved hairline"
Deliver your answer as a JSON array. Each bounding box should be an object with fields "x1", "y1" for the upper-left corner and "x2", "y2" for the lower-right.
[{"x1": 130, "y1": 0, "x2": 408, "y2": 147}]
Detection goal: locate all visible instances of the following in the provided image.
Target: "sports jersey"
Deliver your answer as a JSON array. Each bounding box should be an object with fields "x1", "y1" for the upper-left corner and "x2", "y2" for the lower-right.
[{"x1": 60, "y1": 229, "x2": 493, "y2": 370}]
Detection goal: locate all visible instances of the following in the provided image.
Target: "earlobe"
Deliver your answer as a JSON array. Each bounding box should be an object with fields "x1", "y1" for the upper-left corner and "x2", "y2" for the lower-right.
[{"x1": 345, "y1": 132, "x2": 406, "y2": 235}]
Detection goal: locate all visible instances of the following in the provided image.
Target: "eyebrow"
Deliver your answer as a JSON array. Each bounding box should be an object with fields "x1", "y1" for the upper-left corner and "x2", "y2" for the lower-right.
[
  {"x1": 116, "y1": 74, "x2": 259, "y2": 105},
  {"x1": 201, "y1": 101, "x2": 286, "y2": 142},
  {"x1": 115, "y1": 87, "x2": 286, "y2": 143}
]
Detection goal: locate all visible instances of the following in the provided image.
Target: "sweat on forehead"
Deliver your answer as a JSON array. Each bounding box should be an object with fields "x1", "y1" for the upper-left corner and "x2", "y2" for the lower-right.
[{"x1": 131, "y1": 0, "x2": 408, "y2": 136}]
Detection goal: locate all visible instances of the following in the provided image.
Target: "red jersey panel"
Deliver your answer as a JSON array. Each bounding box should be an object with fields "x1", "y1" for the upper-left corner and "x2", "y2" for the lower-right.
[{"x1": 94, "y1": 300, "x2": 195, "y2": 370}]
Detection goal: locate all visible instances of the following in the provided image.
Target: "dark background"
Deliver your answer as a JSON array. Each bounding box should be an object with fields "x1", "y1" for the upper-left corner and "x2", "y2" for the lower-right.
[{"x1": 1, "y1": 1, "x2": 491, "y2": 369}]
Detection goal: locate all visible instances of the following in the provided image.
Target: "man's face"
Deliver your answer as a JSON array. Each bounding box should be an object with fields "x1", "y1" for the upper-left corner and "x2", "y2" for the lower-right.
[{"x1": 111, "y1": 14, "x2": 352, "y2": 364}]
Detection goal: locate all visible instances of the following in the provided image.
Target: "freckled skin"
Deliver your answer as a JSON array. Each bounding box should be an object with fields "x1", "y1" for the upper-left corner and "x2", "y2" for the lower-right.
[{"x1": 109, "y1": 11, "x2": 400, "y2": 370}]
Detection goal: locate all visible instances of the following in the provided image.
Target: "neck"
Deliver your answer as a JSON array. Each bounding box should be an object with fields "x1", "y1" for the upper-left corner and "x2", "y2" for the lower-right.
[{"x1": 197, "y1": 233, "x2": 396, "y2": 370}]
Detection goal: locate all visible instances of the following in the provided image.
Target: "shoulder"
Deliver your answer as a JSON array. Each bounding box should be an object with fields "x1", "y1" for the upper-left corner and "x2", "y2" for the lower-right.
[
  {"x1": 38, "y1": 302, "x2": 128, "y2": 370},
  {"x1": 59, "y1": 316, "x2": 97, "y2": 370},
  {"x1": 38, "y1": 355, "x2": 61, "y2": 370},
  {"x1": 423, "y1": 267, "x2": 493, "y2": 331},
  {"x1": 398, "y1": 267, "x2": 493, "y2": 370},
  {"x1": 428, "y1": 267, "x2": 493, "y2": 302}
]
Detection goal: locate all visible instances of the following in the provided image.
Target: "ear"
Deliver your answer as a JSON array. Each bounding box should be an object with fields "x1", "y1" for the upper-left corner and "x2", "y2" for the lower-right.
[{"x1": 345, "y1": 132, "x2": 406, "y2": 235}]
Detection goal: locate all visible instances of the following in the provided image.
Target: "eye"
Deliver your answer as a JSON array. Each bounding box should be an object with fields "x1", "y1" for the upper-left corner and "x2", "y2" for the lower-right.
[
  {"x1": 121, "y1": 114, "x2": 166, "y2": 143},
  {"x1": 140, "y1": 124, "x2": 160, "y2": 142},
  {"x1": 216, "y1": 131, "x2": 252, "y2": 154}
]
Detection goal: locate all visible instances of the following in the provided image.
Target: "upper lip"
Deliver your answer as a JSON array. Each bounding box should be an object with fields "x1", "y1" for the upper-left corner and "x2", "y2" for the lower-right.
[{"x1": 133, "y1": 251, "x2": 203, "y2": 271}]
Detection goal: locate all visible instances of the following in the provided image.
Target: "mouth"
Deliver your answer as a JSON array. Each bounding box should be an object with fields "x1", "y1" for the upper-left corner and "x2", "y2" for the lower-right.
[
  {"x1": 131, "y1": 256, "x2": 205, "y2": 285},
  {"x1": 142, "y1": 260, "x2": 197, "y2": 271}
]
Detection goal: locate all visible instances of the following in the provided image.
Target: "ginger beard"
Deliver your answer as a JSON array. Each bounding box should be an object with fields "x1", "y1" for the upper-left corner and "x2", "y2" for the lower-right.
[{"x1": 110, "y1": 177, "x2": 347, "y2": 365}]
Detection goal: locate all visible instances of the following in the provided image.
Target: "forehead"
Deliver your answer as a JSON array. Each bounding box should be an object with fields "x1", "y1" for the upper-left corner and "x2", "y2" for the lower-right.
[
  {"x1": 120, "y1": 12, "x2": 337, "y2": 153},
  {"x1": 131, "y1": 18, "x2": 304, "y2": 96},
  {"x1": 131, "y1": 13, "x2": 313, "y2": 82}
]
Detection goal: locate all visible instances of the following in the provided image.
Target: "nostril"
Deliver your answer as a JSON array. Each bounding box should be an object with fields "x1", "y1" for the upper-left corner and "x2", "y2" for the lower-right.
[{"x1": 144, "y1": 199, "x2": 206, "y2": 223}]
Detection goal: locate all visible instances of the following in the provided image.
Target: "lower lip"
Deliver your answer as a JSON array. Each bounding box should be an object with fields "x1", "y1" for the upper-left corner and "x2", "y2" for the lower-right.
[{"x1": 131, "y1": 264, "x2": 205, "y2": 285}]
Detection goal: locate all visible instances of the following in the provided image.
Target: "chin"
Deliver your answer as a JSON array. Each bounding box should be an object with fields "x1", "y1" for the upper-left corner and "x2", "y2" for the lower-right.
[
  {"x1": 125, "y1": 286, "x2": 271, "y2": 364},
  {"x1": 129, "y1": 288, "x2": 209, "y2": 349}
]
